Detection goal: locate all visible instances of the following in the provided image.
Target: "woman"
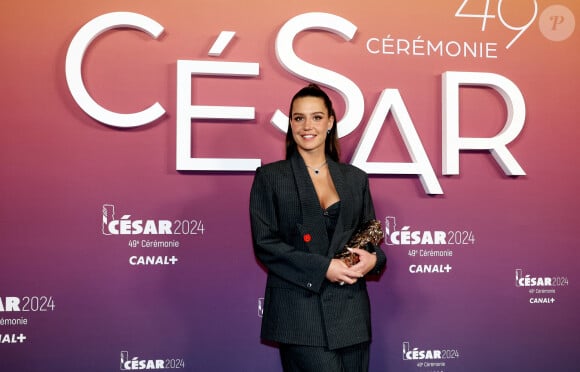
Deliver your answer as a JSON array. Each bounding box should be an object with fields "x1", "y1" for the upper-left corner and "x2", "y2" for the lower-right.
[{"x1": 250, "y1": 84, "x2": 386, "y2": 371}]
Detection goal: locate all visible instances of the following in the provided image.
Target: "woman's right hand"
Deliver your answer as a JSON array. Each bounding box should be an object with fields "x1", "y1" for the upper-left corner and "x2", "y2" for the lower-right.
[{"x1": 325, "y1": 258, "x2": 363, "y2": 285}]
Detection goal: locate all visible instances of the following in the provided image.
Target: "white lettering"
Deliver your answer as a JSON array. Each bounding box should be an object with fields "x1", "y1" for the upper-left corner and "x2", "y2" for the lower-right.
[
  {"x1": 387, "y1": 228, "x2": 447, "y2": 245},
  {"x1": 443, "y1": 71, "x2": 526, "y2": 176},
  {"x1": 107, "y1": 217, "x2": 172, "y2": 235},
  {"x1": 529, "y1": 297, "x2": 555, "y2": 304},
  {"x1": 175, "y1": 60, "x2": 260, "y2": 171},
  {"x1": 403, "y1": 342, "x2": 443, "y2": 360},
  {"x1": 352, "y1": 89, "x2": 442, "y2": 194},
  {"x1": 65, "y1": 13, "x2": 525, "y2": 195},
  {"x1": 366, "y1": 37, "x2": 498, "y2": 59},
  {"x1": 518, "y1": 275, "x2": 552, "y2": 287},
  {"x1": 129, "y1": 256, "x2": 179, "y2": 265},
  {"x1": 409, "y1": 264, "x2": 452, "y2": 273},
  {"x1": 65, "y1": 12, "x2": 166, "y2": 127},
  {"x1": 0, "y1": 297, "x2": 20, "y2": 312},
  {"x1": 272, "y1": 12, "x2": 364, "y2": 137}
]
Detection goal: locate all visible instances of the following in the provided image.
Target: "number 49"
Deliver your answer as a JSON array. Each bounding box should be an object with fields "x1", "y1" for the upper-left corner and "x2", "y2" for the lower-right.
[{"x1": 455, "y1": 0, "x2": 538, "y2": 49}]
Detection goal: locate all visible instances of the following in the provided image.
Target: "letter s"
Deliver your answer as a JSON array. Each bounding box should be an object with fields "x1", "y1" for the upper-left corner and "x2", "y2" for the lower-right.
[
  {"x1": 65, "y1": 12, "x2": 166, "y2": 127},
  {"x1": 272, "y1": 12, "x2": 364, "y2": 137}
]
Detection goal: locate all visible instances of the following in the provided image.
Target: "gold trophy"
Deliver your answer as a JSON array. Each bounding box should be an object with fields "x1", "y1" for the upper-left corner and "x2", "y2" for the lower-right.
[{"x1": 334, "y1": 220, "x2": 384, "y2": 267}]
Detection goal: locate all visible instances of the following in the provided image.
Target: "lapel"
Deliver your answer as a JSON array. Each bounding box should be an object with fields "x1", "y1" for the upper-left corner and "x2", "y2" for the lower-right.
[
  {"x1": 291, "y1": 153, "x2": 329, "y2": 256},
  {"x1": 290, "y1": 153, "x2": 350, "y2": 257},
  {"x1": 327, "y1": 159, "x2": 350, "y2": 257}
]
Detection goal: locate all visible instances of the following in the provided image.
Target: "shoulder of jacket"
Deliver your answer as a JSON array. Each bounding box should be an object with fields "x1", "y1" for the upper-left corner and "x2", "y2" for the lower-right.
[
  {"x1": 257, "y1": 159, "x2": 290, "y2": 173},
  {"x1": 255, "y1": 160, "x2": 293, "y2": 183},
  {"x1": 336, "y1": 162, "x2": 368, "y2": 179}
]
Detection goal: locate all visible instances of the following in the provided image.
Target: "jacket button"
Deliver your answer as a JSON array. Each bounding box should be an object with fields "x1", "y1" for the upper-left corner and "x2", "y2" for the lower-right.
[{"x1": 306, "y1": 282, "x2": 312, "y2": 288}]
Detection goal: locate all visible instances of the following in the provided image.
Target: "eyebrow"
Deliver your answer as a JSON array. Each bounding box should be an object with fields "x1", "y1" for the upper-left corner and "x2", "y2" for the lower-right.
[{"x1": 292, "y1": 111, "x2": 326, "y2": 116}]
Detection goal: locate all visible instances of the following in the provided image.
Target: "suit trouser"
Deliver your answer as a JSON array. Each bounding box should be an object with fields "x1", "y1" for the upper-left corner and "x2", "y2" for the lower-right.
[{"x1": 279, "y1": 342, "x2": 370, "y2": 372}]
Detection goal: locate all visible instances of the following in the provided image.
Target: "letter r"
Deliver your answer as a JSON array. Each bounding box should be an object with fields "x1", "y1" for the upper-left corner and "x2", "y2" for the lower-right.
[{"x1": 442, "y1": 71, "x2": 526, "y2": 176}]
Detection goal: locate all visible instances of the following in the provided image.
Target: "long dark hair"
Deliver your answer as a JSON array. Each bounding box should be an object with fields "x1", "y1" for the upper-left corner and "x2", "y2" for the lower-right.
[{"x1": 285, "y1": 84, "x2": 340, "y2": 162}]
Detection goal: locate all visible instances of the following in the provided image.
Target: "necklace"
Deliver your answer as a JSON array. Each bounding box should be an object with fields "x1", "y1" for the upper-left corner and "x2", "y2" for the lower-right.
[{"x1": 306, "y1": 161, "x2": 327, "y2": 175}]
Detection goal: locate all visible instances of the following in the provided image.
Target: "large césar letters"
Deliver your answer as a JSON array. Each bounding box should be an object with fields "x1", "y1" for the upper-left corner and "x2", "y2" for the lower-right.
[
  {"x1": 65, "y1": 12, "x2": 166, "y2": 128},
  {"x1": 65, "y1": 12, "x2": 526, "y2": 194}
]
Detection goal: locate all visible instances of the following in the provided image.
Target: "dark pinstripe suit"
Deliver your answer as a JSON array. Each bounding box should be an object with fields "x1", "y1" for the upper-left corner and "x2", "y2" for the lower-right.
[{"x1": 250, "y1": 152, "x2": 386, "y2": 351}]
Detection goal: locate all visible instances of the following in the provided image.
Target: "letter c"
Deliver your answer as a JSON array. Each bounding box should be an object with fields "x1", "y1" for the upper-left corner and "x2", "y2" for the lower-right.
[
  {"x1": 366, "y1": 38, "x2": 379, "y2": 54},
  {"x1": 65, "y1": 12, "x2": 166, "y2": 127},
  {"x1": 108, "y1": 220, "x2": 119, "y2": 234}
]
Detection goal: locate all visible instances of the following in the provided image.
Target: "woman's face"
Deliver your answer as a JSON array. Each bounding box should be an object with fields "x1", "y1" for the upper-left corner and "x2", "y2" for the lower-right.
[{"x1": 290, "y1": 96, "x2": 334, "y2": 155}]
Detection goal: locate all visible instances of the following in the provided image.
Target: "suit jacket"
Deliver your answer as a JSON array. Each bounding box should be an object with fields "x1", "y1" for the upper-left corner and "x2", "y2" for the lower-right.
[{"x1": 250, "y1": 152, "x2": 386, "y2": 350}]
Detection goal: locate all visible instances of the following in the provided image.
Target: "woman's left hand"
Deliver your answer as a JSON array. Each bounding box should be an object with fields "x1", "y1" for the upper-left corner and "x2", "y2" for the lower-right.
[{"x1": 348, "y1": 248, "x2": 377, "y2": 277}]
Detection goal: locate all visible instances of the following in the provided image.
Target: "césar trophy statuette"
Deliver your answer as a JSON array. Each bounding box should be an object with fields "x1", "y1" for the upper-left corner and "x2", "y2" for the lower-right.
[{"x1": 334, "y1": 220, "x2": 384, "y2": 267}]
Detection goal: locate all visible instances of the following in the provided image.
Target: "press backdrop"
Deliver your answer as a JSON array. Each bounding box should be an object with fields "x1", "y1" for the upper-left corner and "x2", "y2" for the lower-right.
[{"x1": 1, "y1": 1, "x2": 579, "y2": 371}]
